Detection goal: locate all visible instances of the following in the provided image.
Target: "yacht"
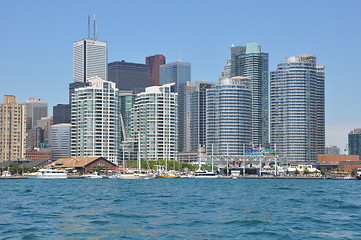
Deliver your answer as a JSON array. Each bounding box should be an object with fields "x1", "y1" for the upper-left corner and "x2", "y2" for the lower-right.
[
  {"x1": 194, "y1": 170, "x2": 219, "y2": 178},
  {"x1": 26, "y1": 169, "x2": 67, "y2": 179},
  {"x1": 110, "y1": 170, "x2": 153, "y2": 179},
  {"x1": 81, "y1": 172, "x2": 103, "y2": 178}
]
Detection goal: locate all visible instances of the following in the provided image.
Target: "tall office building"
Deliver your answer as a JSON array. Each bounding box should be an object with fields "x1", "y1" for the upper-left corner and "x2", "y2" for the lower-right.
[
  {"x1": 73, "y1": 39, "x2": 107, "y2": 83},
  {"x1": 270, "y1": 54, "x2": 325, "y2": 164},
  {"x1": 230, "y1": 42, "x2": 269, "y2": 147},
  {"x1": 133, "y1": 83, "x2": 178, "y2": 161},
  {"x1": 0, "y1": 95, "x2": 26, "y2": 162},
  {"x1": 53, "y1": 104, "x2": 71, "y2": 124},
  {"x1": 71, "y1": 76, "x2": 120, "y2": 164},
  {"x1": 349, "y1": 129, "x2": 361, "y2": 159},
  {"x1": 24, "y1": 98, "x2": 48, "y2": 130},
  {"x1": 146, "y1": 54, "x2": 166, "y2": 86},
  {"x1": 108, "y1": 61, "x2": 149, "y2": 93},
  {"x1": 184, "y1": 81, "x2": 214, "y2": 152},
  {"x1": 50, "y1": 123, "x2": 71, "y2": 160},
  {"x1": 206, "y1": 77, "x2": 252, "y2": 156},
  {"x1": 160, "y1": 61, "x2": 191, "y2": 152}
]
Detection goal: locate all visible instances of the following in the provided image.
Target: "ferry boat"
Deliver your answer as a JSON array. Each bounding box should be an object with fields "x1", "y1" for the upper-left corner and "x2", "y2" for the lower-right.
[
  {"x1": 26, "y1": 169, "x2": 67, "y2": 179},
  {"x1": 194, "y1": 170, "x2": 219, "y2": 178}
]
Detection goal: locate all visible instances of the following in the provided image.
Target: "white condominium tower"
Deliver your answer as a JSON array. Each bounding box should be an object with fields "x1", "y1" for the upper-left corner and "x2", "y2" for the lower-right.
[
  {"x1": 71, "y1": 76, "x2": 120, "y2": 164},
  {"x1": 73, "y1": 39, "x2": 107, "y2": 83},
  {"x1": 133, "y1": 83, "x2": 178, "y2": 161},
  {"x1": 270, "y1": 54, "x2": 325, "y2": 164}
]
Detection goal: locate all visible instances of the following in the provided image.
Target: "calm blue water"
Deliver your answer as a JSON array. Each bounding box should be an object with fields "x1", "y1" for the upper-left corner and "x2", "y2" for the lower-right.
[{"x1": 1, "y1": 179, "x2": 361, "y2": 239}]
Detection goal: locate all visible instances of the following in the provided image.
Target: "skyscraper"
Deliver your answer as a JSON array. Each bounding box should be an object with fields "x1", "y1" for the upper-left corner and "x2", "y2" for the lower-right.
[
  {"x1": 73, "y1": 39, "x2": 107, "y2": 83},
  {"x1": 348, "y1": 129, "x2": 361, "y2": 159},
  {"x1": 270, "y1": 54, "x2": 325, "y2": 164},
  {"x1": 53, "y1": 104, "x2": 71, "y2": 124},
  {"x1": 71, "y1": 76, "x2": 120, "y2": 164},
  {"x1": 206, "y1": 77, "x2": 252, "y2": 156},
  {"x1": 184, "y1": 81, "x2": 214, "y2": 153},
  {"x1": 160, "y1": 61, "x2": 191, "y2": 152},
  {"x1": 50, "y1": 123, "x2": 71, "y2": 160},
  {"x1": 108, "y1": 61, "x2": 149, "y2": 93},
  {"x1": 146, "y1": 54, "x2": 166, "y2": 86},
  {"x1": 24, "y1": 98, "x2": 48, "y2": 130},
  {"x1": 0, "y1": 95, "x2": 26, "y2": 162},
  {"x1": 230, "y1": 42, "x2": 269, "y2": 147},
  {"x1": 133, "y1": 83, "x2": 178, "y2": 161}
]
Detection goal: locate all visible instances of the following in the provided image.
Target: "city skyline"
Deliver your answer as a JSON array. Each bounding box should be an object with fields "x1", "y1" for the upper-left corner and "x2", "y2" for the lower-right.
[{"x1": 1, "y1": 0, "x2": 361, "y2": 150}]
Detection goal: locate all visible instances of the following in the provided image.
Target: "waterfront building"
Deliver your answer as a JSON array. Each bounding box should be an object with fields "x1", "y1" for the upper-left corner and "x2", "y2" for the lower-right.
[
  {"x1": 160, "y1": 61, "x2": 191, "y2": 152},
  {"x1": 270, "y1": 54, "x2": 325, "y2": 164},
  {"x1": 23, "y1": 98, "x2": 48, "y2": 130},
  {"x1": 230, "y1": 42, "x2": 269, "y2": 147},
  {"x1": 53, "y1": 104, "x2": 71, "y2": 124},
  {"x1": 50, "y1": 123, "x2": 71, "y2": 160},
  {"x1": 133, "y1": 83, "x2": 178, "y2": 161},
  {"x1": 146, "y1": 54, "x2": 166, "y2": 86},
  {"x1": 325, "y1": 145, "x2": 341, "y2": 155},
  {"x1": 71, "y1": 76, "x2": 120, "y2": 164},
  {"x1": 119, "y1": 90, "x2": 136, "y2": 140},
  {"x1": 183, "y1": 81, "x2": 214, "y2": 152},
  {"x1": 73, "y1": 39, "x2": 107, "y2": 83},
  {"x1": 108, "y1": 61, "x2": 149, "y2": 93},
  {"x1": 206, "y1": 77, "x2": 252, "y2": 156},
  {"x1": 348, "y1": 128, "x2": 361, "y2": 159},
  {"x1": 0, "y1": 95, "x2": 26, "y2": 162}
]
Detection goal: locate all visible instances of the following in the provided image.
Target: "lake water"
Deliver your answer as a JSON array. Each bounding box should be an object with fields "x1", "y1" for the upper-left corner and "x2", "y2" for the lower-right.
[{"x1": 1, "y1": 178, "x2": 361, "y2": 239}]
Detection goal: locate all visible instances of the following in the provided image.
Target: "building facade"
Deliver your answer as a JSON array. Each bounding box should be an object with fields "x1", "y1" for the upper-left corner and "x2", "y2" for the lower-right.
[
  {"x1": 230, "y1": 42, "x2": 269, "y2": 148},
  {"x1": 184, "y1": 81, "x2": 214, "y2": 152},
  {"x1": 71, "y1": 76, "x2": 120, "y2": 164},
  {"x1": 133, "y1": 83, "x2": 178, "y2": 161},
  {"x1": 50, "y1": 123, "x2": 71, "y2": 160},
  {"x1": 325, "y1": 145, "x2": 341, "y2": 155},
  {"x1": 349, "y1": 128, "x2": 361, "y2": 159},
  {"x1": 270, "y1": 54, "x2": 325, "y2": 164},
  {"x1": 23, "y1": 98, "x2": 48, "y2": 130},
  {"x1": 206, "y1": 77, "x2": 252, "y2": 156},
  {"x1": 53, "y1": 104, "x2": 71, "y2": 124},
  {"x1": 0, "y1": 95, "x2": 26, "y2": 162},
  {"x1": 146, "y1": 54, "x2": 166, "y2": 86},
  {"x1": 73, "y1": 39, "x2": 107, "y2": 83}
]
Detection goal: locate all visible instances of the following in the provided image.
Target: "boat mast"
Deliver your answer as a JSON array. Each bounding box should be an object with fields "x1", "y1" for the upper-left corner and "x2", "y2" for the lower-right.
[{"x1": 138, "y1": 132, "x2": 141, "y2": 171}]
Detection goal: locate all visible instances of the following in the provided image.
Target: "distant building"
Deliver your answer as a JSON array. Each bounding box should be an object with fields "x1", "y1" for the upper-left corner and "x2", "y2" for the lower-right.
[
  {"x1": 0, "y1": 95, "x2": 27, "y2": 162},
  {"x1": 25, "y1": 150, "x2": 52, "y2": 161},
  {"x1": 48, "y1": 157, "x2": 117, "y2": 174},
  {"x1": 206, "y1": 77, "x2": 252, "y2": 156},
  {"x1": 71, "y1": 76, "x2": 120, "y2": 164},
  {"x1": 270, "y1": 54, "x2": 325, "y2": 164},
  {"x1": 119, "y1": 90, "x2": 136, "y2": 140},
  {"x1": 230, "y1": 42, "x2": 269, "y2": 147},
  {"x1": 133, "y1": 83, "x2": 178, "y2": 161},
  {"x1": 73, "y1": 39, "x2": 107, "y2": 83},
  {"x1": 317, "y1": 154, "x2": 361, "y2": 171},
  {"x1": 160, "y1": 61, "x2": 191, "y2": 152},
  {"x1": 108, "y1": 61, "x2": 149, "y2": 93},
  {"x1": 349, "y1": 128, "x2": 361, "y2": 159},
  {"x1": 53, "y1": 104, "x2": 71, "y2": 124},
  {"x1": 146, "y1": 54, "x2": 166, "y2": 86},
  {"x1": 23, "y1": 98, "x2": 48, "y2": 130},
  {"x1": 325, "y1": 146, "x2": 340, "y2": 155},
  {"x1": 50, "y1": 123, "x2": 71, "y2": 160}
]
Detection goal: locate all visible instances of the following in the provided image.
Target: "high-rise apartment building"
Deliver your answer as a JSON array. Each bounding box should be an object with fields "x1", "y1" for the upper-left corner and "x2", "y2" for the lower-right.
[
  {"x1": 160, "y1": 61, "x2": 191, "y2": 152},
  {"x1": 53, "y1": 104, "x2": 71, "y2": 124},
  {"x1": 50, "y1": 123, "x2": 71, "y2": 160},
  {"x1": 146, "y1": 54, "x2": 166, "y2": 86},
  {"x1": 133, "y1": 83, "x2": 178, "y2": 161},
  {"x1": 325, "y1": 145, "x2": 341, "y2": 155},
  {"x1": 108, "y1": 61, "x2": 149, "y2": 93},
  {"x1": 230, "y1": 42, "x2": 269, "y2": 147},
  {"x1": 349, "y1": 128, "x2": 361, "y2": 159},
  {"x1": 270, "y1": 54, "x2": 325, "y2": 164},
  {"x1": 206, "y1": 77, "x2": 252, "y2": 156},
  {"x1": 71, "y1": 76, "x2": 120, "y2": 164},
  {"x1": 24, "y1": 98, "x2": 48, "y2": 130},
  {"x1": 119, "y1": 90, "x2": 136, "y2": 141},
  {"x1": 73, "y1": 39, "x2": 107, "y2": 83},
  {"x1": 0, "y1": 95, "x2": 26, "y2": 162},
  {"x1": 184, "y1": 81, "x2": 214, "y2": 152}
]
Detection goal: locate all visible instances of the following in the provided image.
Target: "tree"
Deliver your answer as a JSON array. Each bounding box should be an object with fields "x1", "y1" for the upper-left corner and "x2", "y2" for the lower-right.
[
  {"x1": 351, "y1": 168, "x2": 358, "y2": 177},
  {"x1": 294, "y1": 169, "x2": 300, "y2": 175},
  {"x1": 8, "y1": 162, "x2": 19, "y2": 175}
]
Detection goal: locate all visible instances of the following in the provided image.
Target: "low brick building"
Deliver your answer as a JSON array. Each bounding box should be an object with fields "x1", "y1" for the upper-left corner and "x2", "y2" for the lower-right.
[
  {"x1": 47, "y1": 157, "x2": 117, "y2": 173},
  {"x1": 317, "y1": 154, "x2": 361, "y2": 171}
]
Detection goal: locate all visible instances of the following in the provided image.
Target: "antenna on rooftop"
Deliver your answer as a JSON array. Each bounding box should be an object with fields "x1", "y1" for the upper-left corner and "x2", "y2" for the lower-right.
[
  {"x1": 178, "y1": 43, "x2": 182, "y2": 63},
  {"x1": 93, "y1": 14, "x2": 96, "y2": 40},
  {"x1": 87, "y1": 15, "x2": 90, "y2": 39}
]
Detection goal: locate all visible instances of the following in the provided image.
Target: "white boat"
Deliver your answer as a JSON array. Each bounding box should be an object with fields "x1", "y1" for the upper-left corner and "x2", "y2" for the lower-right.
[
  {"x1": 81, "y1": 172, "x2": 102, "y2": 178},
  {"x1": 110, "y1": 170, "x2": 153, "y2": 179},
  {"x1": 194, "y1": 170, "x2": 219, "y2": 178},
  {"x1": 1, "y1": 171, "x2": 12, "y2": 177},
  {"x1": 26, "y1": 169, "x2": 67, "y2": 179}
]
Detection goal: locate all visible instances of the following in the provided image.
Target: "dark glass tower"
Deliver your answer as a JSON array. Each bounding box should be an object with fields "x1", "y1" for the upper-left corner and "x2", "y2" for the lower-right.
[
  {"x1": 146, "y1": 54, "x2": 166, "y2": 87},
  {"x1": 349, "y1": 129, "x2": 361, "y2": 159}
]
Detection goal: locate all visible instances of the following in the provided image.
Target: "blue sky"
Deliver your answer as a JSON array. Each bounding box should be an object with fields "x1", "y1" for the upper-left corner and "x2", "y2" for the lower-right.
[{"x1": 1, "y1": 0, "x2": 361, "y2": 150}]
